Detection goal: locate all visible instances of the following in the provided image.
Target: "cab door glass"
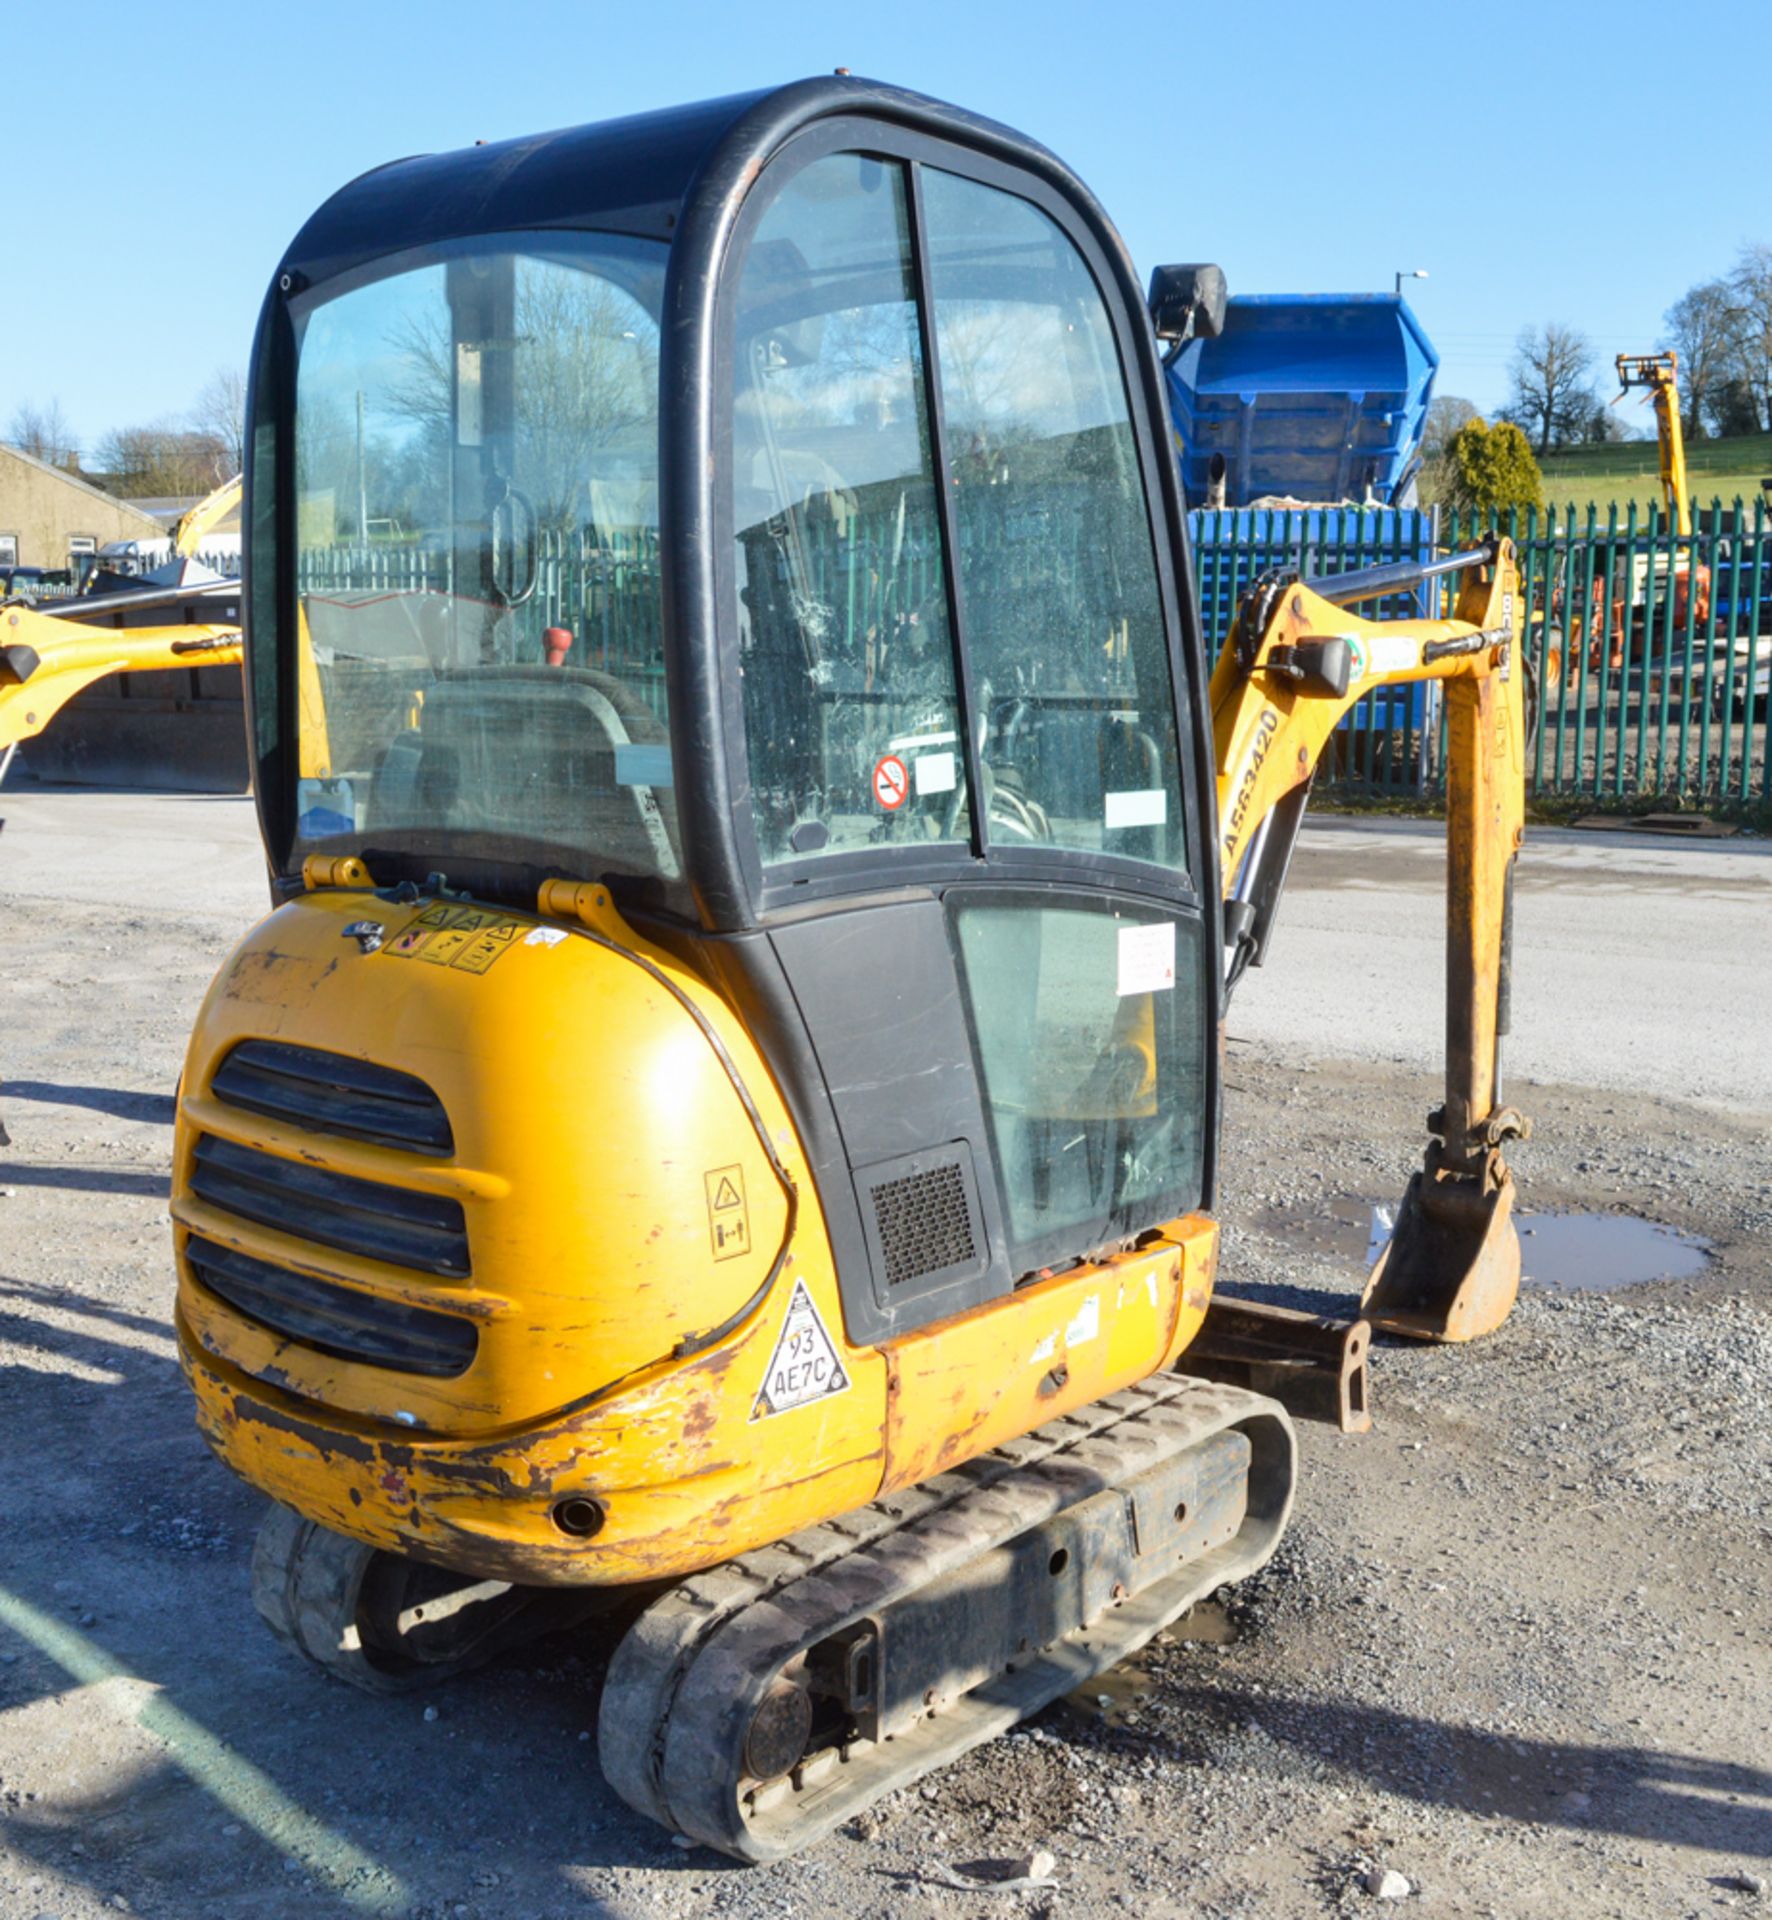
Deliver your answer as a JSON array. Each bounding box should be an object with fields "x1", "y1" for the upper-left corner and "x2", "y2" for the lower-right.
[
  {"x1": 950, "y1": 894, "x2": 1206, "y2": 1269},
  {"x1": 922, "y1": 169, "x2": 1186, "y2": 877},
  {"x1": 731, "y1": 153, "x2": 972, "y2": 865}
]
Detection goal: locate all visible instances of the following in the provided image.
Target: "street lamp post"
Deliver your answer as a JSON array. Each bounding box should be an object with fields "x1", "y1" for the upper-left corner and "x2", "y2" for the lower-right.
[{"x1": 1395, "y1": 268, "x2": 1428, "y2": 296}]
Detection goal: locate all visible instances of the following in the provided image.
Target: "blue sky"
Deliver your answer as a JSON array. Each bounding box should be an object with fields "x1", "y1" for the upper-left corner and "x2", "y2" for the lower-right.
[{"x1": 7, "y1": 0, "x2": 1767, "y2": 453}]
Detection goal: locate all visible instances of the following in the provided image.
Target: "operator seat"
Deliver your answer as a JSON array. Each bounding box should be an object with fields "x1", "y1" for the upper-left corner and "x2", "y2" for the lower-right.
[{"x1": 367, "y1": 664, "x2": 680, "y2": 881}]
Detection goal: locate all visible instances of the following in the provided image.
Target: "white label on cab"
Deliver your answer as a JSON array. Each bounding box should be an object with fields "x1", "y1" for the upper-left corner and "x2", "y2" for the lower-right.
[
  {"x1": 1117, "y1": 920, "x2": 1176, "y2": 996},
  {"x1": 914, "y1": 750, "x2": 957, "y2": 796},
  {"x1": 1105, "y1": 788, "x2": 1167, "y2": 829}
]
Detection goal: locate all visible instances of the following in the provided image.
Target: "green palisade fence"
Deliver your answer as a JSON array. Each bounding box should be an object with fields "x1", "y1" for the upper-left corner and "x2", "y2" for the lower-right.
[
  {"x1": 294, "y1": 494, "x2": 1772, "y2": 808},
  {"x1": 1439, "y1": 498, "x2": 1771, "y2": 807}
]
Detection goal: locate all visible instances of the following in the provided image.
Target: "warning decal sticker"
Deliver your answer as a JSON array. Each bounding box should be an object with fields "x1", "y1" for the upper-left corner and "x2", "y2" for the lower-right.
[
  {"x1": 751, "y1": 1279, "x2": 850, "y2": 1421},
  {"x1": 704, "y1": 1163, "x2": 751, "y2": 1262},
  {"x1": 385, "y1": 904, "x2": 525, "y2": 976}
]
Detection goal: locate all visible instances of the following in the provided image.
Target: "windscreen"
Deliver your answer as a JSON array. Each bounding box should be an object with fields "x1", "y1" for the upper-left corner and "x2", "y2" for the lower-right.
[{"x1": 282, "y1": 231, "x2": 680, "y2": 899}]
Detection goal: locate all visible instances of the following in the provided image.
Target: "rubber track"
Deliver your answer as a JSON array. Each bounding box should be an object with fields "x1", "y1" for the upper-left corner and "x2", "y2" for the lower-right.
[
  {"x1": 251, "y1": 1501, "x2": 603, "y2": 1694},
  {"x1": 250, "y1": 1502, "x2": 431, "y2": 1694},
  {"x1": 599, "y1": 1375, "x2": 1293, "y2": 1858}
]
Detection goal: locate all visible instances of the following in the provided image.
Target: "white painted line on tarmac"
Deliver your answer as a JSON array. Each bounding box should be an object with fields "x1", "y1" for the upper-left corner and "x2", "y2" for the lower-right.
[{"x1": 0, "y1": 1584, "x2": 408, "y2": 1915}]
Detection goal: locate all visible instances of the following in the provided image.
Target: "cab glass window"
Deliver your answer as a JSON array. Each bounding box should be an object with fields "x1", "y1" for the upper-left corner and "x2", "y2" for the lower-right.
[
  {"x1": 284, "y1": 231, "x2": 679, "y2": 899},
  {"x1": 731, "y1": 153, "x2": 971, "y2": 866},
  {"x1": 922, "y1": 169, "x2": 1186, "y2": 876},
  {"x1": 951, "y1": 894, "x2": 1206, "y2": 1267}
]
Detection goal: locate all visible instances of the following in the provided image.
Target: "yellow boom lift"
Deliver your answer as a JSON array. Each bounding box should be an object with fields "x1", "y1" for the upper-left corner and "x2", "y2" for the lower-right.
[
  {"x1": 1615, "y1": 352, "x2": 1690, "y2": 535},
  {"x1": 169, "y1": 79, "x2": 1528, "y2": 1859}
]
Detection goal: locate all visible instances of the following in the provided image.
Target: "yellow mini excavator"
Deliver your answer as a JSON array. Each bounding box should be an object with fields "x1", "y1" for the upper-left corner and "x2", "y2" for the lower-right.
[
  {"x1": 170, "y1": 77, "x2": 1528, "y2": 1860},
  {"x1": 0, "y1": 474, "x2": 245, "y2": 777}
]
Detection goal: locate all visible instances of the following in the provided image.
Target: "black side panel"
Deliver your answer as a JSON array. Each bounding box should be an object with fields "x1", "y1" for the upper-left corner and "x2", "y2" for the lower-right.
[
  {"x1": 769, "y1": 897, "x2": 1009, "y2": 1340},
  {"x1": 636, "y1": 898, "x2": 1011, "y2": 1346}
]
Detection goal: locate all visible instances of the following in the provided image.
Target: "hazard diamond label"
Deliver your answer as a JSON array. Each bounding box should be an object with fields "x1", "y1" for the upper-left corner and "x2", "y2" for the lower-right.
[{"x1": 751, "y1": 1279, "x2": 849, "y2": 1420}]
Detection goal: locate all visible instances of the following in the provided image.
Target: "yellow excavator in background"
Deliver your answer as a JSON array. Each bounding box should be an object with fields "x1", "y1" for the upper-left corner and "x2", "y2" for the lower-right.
[
  {"x1": 167, "y1": 78, "x2": 1529, "y2": 1861},
  {"x1": 167, "y1": 473, "x2": 243, "y2": 564},
  {"x1": 0, "y1": 474, "x2": 244, "y2": 777},
  {"x1": 1614, "y1": 351, "x2": 1710, "y2": 652}
]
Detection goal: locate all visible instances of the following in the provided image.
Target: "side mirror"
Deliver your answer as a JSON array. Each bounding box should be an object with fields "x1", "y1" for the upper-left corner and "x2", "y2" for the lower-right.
[{"x1": 1147, "y1": 263, "x2": 1227, "y2": 345}]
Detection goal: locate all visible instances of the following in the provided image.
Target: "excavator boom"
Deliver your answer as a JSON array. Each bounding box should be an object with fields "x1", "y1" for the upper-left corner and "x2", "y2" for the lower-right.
[
  {"x1": 0, "y1": 473, "x2": 247, "y2": 775},
  {"x1": 1211, "y1": 538, "x2": 1529, "y2": 1340},
  {"x1": 169, "y1": 473, "x2": 243, "y2": 561},
  {"x1": 0, "y1": 597, "x2": 243, "y2": 764}
]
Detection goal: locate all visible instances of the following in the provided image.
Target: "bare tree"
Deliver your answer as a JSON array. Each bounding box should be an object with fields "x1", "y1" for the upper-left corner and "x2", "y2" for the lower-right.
[
  {"x1": 1725, "y1": 244, "x2": 1772, "y2": 435},
  {"x1": 1508, "y1": 323, "x2": 1596, "y2": 456},
  {"x1": 1708, "y1": 376, "x2": 1763, "y2": 438},
  {"x1": 1659, "y1": 281, "x2": 1737, "y2": 439},
  {"x1": 94, "y1": 421, "x2": 232, "y2": 497},
  {"x1": 1422, "y1": 395, "x2": 1478, "y2": 459},
  {"x1": 190, "y1": 368, "x2": 247, "y2": 474},
  {"x1": 381, "y1": 261, "x2": 660, "y2": 534},
  {"x1": 6, "y1": 398, "x2": 80, "y2": 468}
]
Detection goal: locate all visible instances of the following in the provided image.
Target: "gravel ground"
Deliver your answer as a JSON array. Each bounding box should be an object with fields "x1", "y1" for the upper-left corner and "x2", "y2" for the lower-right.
[{"x1": 0, "y1": 782, "x2": 1767, "y2": 1920}]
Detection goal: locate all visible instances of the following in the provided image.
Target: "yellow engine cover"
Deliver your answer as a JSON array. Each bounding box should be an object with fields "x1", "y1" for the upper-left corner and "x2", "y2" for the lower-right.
[{"x1": 173, "y1": 884, "x2": 1217, "y2": 1586}]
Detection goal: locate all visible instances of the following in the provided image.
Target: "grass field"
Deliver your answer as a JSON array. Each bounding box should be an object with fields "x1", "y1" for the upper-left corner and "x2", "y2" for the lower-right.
[{"x1": 1537, "y1": 432, "x2": 1772, "y2": 517}]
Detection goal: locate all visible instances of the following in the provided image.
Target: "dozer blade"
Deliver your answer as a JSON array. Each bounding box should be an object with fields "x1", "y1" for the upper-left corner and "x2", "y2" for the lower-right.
[{"x1": 1361, "y1": 1162, "x2": 1521, "y2": 1343}]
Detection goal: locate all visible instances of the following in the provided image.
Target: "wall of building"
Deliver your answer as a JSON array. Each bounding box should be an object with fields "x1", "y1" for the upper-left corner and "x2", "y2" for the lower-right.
[{"x1": 0, "y1": 445, "x2": 164, "y2": 568}]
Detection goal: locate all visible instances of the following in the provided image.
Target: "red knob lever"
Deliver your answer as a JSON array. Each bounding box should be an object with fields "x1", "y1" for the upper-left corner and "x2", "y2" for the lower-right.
[{"x1": 542, "y1": 627, "x2": 574, "y2": 667}]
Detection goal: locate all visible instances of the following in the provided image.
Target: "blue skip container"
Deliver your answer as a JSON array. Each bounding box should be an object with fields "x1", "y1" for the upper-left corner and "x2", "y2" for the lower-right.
[{"x1": 1166, "y1": 294, "x2": 1439, "y2": 509}]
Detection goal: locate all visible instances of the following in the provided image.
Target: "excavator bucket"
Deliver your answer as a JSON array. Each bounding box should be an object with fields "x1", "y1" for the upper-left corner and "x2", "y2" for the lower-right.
[{"x1": 1361, "y1": 1163, "x2": 1521, "y2": 1343}]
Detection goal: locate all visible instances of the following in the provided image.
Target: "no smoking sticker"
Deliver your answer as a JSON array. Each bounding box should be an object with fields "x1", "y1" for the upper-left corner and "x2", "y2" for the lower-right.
[
  {"x1": 751, "y1": 1279, "x2": 849, "y2": 1420},
  {"x1": 872, "y1": 754, "x2": 909, "y2": 811}
]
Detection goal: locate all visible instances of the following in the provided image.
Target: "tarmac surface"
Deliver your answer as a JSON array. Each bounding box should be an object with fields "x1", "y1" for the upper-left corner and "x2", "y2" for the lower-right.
[
  {"x1": 1237, "y1": 814, "x2": 1772, "y2": 1115},
  {"x1": 0, "y1": 779, "x2": 1767, "y2": 1920}
]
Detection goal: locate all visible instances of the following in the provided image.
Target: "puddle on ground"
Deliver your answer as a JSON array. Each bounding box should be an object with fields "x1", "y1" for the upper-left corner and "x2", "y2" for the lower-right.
[
  {"x1": 1517, "y1": 1212, "x2": 1711, "y2": 1291},
  {"x1": 1059, "y1": 1600, "x2": 1237, "y2": 1726},
  {"x1": 1254, "y1": 1199, "x2": 1711, "y2": 1294}
]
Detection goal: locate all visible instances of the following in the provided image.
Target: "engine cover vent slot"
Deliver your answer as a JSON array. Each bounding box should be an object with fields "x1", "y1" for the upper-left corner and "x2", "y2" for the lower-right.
[
  {"x1": 185, "y1": 1234, "x2": 477, "y2": 1378},
  {"x1": 210, "y1": 1040, "x2": 453, "y2": 1156},
  {"x1": 857, "y1": 1144, "x2": 987, "y2": 1294},
  {"x1": 190, "y1": 1134, "x2": 469, "y2": 1278}
]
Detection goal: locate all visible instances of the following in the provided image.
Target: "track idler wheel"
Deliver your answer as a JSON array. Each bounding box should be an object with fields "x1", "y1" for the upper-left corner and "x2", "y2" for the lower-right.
[
  {"x1": 250, "y1": 1502, "x2": 599, "y2": 1694},
  {"x1": 1362, "y1": 1161, "x2": 1521, "y2": 1343}
]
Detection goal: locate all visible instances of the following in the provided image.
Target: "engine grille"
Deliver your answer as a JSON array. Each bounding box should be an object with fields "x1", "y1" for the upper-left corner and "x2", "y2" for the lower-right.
[
  {"x1": 189, "y1": 1134, "x2": 469, "y2": 1278},
  {"x1": 869, "y1": 1159, "x2": 979, "y2": 1289},
  {"x1": 185, "y1": 1235, "x2": 477, "y2": 1377},
  {"x1": 211, "y1": 1040, "x2": 453, "y2": 1156}
]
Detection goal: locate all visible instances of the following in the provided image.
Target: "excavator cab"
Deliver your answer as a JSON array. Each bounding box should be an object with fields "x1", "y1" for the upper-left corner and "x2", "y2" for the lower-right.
[{"x1": 240, "y1": 82, "x2": 1223, "y2": 1348}]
